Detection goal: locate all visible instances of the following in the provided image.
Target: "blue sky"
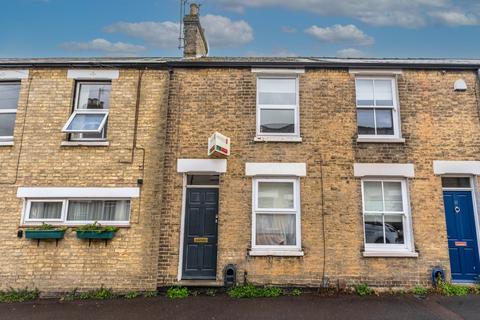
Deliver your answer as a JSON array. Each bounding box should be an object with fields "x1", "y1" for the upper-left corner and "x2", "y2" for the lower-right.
[{"x1": 1, "y1": 0, "x2": 480, "y2": 58}]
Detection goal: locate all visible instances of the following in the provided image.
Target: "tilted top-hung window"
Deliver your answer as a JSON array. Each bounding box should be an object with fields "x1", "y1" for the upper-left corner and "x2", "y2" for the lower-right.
[
  {"x1": 252, "y1": 178, "x2": 301, "y2": 253},
  {"x1": 256, "y1": 77, "x2": 299, "y2": 137},
  {"x1": 0, "y1": 82, "x2": 21, "y2": 142},
  {"x1": 355, "y1": 77, "x2": 400, "y2": 139},
  {"x1": 62, "y1": 82, "x2": 111, "y2": 140},
  {"x1": 361, "y1": 179, "x2": 414, "y2": 255}
]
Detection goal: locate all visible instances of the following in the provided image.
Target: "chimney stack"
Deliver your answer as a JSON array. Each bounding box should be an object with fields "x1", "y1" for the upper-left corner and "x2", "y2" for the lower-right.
[{"x1": 183, "y1": 3, "x2": 208, "y2": 58}]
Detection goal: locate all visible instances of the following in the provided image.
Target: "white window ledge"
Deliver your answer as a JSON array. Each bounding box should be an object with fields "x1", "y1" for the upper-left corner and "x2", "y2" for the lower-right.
[
  {"x1": 0, "y1": 141, "x2": 14, "y2": 146},
  {"x1": 254, "y1": 136, "x2": 302, "y2": 143},
  {"x1": 61, "y1": 141, "x2": 109, "y2": 147},
  {"x1": 363, "y1": 251, "x2": 418, "y2": 258},
  {"x1": 357, "y1": 137, "x2": 405, "y2": 143},
  {"x1": 249, "y1": 250, "x2": 304, "y2": 257}
]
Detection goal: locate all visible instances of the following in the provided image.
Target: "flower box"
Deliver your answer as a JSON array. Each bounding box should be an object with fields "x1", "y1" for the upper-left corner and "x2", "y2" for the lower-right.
[
  {"x1": 76, "y1": 231, "x2": 116, "y2": 240},
  {"x1": 25, "y1": 229, "x2": 66, "y2": 240}
]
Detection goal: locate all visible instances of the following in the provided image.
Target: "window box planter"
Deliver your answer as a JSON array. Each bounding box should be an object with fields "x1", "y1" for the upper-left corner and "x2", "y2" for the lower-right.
[
  {"x1": 25, "y1": 229, "x2": 66, "y2": 240},
  {"x1": 75, "y1": 222, "x2": 119, "y2": 245},
  {"x1": 75, "y1": 230, "x2": 116, "y2": 240}
]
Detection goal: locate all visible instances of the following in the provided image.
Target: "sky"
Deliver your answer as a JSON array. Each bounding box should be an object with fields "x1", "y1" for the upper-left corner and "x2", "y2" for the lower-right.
[{"x1": 1, "y1": 0, "x2": 480, "y2": 59}]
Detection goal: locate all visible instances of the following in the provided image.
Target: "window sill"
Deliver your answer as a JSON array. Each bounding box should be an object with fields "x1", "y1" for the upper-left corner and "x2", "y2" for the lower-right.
[
  {"x1": 20, "y1": 223, "x2": 130, "y2": 228},
  {"x1": 357, "y1": 137, "x2": 405, "y2": 144},
  {"x1": 249, "y1": 250, "x2": 304, "y2": 257},
  {"x1": 254, "y1": 136, "x2": 302, "y2": 143},
  {"x1": 362, "y1": 251, "x2": 418, "y2": 258},
  {"x1": 0, "y1": 141, "x2": 14, "y2": 146},
  {"x1": 61, "y1": 141, "x2": 109, "y2": 147}
]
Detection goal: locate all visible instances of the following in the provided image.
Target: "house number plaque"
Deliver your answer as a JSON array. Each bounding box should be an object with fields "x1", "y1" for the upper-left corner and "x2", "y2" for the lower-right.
[{"x1": 193, "y1": 237, "x2": 208, "y2": 244}]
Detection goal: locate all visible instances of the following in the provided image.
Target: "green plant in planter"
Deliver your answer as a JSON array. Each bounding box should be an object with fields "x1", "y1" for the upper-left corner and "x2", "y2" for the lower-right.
[
  {"x1": 25, "y1": 223, "x2": 67, "y2": 240},
  {"x1": 75, "y1": 222, "x2": 119, "y2": 240}
]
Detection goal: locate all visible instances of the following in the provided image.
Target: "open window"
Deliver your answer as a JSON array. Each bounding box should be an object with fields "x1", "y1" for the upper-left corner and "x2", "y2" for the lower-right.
[{"x1": 62, "y1": 82, "x2": 111, "y2": 140}]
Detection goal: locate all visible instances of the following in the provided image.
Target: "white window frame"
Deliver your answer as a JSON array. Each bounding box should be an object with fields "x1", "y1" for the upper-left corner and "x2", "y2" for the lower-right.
[
  {"x1": 355, "y1": 76, "x2": 401, "y2": 140},
  {"x1": 62, "y1": 109, "x2": 109, "y2": 133},
  {"x1": 256, "y1": 76, "x2": 300, "y2": 139},
  {"x1": 23, "y1": 199, "x2": 67, "y2": 223},
  {"x1": 361, "y1": 178, "x2": 415, "y2": 255},
  {"x1": 0, "y1": 81, "x2": 21, "y2": 142},
  {"x1": 22, "y1": 198, "x2": 131, "y2": 226},
  {"x1": 251, "y1": 177, "x2": 302, "y2": 254},
  {"x1": 62, "y1": 81, "x2": 111, "y2": 140}
]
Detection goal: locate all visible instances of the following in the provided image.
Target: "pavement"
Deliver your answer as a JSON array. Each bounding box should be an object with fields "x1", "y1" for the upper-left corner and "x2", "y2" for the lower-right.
[{"x1": 0, "y1": 294, "x2": 479, "y2": 320}]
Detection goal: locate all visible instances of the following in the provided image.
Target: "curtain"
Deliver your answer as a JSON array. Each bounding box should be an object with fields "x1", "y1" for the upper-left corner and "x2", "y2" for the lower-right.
[
  {"x1": 29, "y1": 202, "x2": 62, "y2": 219},
  {"x1": 256, "y1": 214, "x2": 295, "y2": 246},
  {"x1": 67, "y1": 200, "x2": 130, "y2": 221}
]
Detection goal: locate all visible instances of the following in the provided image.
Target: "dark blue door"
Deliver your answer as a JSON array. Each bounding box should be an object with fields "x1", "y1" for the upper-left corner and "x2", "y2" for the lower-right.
[
  {"x1": 443, "y1": 191, "x2": 480, "y2": 282},
  {"x1": 182, "y1": 188, "x2": 218, "y2": 279}
]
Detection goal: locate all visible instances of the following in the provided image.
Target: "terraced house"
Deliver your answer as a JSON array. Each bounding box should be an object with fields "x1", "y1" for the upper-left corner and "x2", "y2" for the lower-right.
[{"x1": 1, "y1": 4, "x2": 480, "y2": 293}]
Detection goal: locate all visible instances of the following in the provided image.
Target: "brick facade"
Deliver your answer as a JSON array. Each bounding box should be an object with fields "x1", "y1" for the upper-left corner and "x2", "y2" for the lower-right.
[{"x1": 0, "y1": 63, "x2": 479, "y2": 292}]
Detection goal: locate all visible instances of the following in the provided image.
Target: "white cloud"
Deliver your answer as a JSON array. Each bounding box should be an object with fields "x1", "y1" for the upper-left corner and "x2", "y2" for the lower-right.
[
  {"x1": 429, "y1": 11, "x2": 480, "y2": 26},
  {"x1": 60, "y1": 38, "x2": 146, "y2": 54},
  {"x1": 305, "y1": 24, "x2": 374, "y2": 46},
  {"x1": 202, "y1": 14, "x2": 253, "y2": 47},
  {"x1": 213, "y1": 0, "x2": 480, "y2": 28},
  {"x1": 336, "y1": 48, "x2": 367, "y2": 58},
  {"x1": 104, "y1": 14, "x2": 253, "y2": 49},
  {"x1": 104, "y1": 21, "x2": 179, "y2": 49}
]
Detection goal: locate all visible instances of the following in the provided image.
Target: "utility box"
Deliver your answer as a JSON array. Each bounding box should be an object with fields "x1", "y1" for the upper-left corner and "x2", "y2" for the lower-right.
[{"x1": 208, "y1": 132, "x2": 230, "y2": 158}]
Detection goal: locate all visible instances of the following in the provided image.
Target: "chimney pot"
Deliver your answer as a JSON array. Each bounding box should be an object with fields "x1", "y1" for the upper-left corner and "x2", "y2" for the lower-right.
[{"x1": 190, "y1": 3, "x2": 199, "y2": 16}]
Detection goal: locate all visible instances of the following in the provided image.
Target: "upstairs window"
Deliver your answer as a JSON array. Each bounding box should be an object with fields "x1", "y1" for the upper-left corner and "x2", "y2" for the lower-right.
[
  {"x1": 256, "y1": 77, "x2": 299, "y2": 137},
  {"x1": 0, "y1": 82, "x2": 21, "y2": 142},
  {"x1": 355, "y1": 77, "x2": 400, "y2": 138},
  {"x1": 62, "y1": 82, "x2": 111, "y2": 141}
]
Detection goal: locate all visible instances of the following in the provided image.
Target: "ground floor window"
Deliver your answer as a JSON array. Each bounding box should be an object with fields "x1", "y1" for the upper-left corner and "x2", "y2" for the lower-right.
[
  {"x1": 252, "y1": 177, "x2": 301, "y2": 252},
  {"x1": 23, "y1": 199, "x2": 131, "y2": 225},
  {"x1": 362, "y1": 179, "x2": 413, "y2": 253}
]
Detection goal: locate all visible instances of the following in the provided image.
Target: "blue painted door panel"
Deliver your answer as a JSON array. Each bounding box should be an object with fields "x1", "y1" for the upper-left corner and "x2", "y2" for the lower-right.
[
  {"x1": 443, "y1": 191, "x2": 480, "y2": 282},
  {"x1": 182, "y1": 188, "x2": 218, "y2": 279}
]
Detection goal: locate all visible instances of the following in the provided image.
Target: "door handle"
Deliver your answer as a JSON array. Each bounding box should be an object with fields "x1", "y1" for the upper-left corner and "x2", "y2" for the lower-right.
[{"x1": 454, "y1": 206, "x2": 461, "y2": 214}]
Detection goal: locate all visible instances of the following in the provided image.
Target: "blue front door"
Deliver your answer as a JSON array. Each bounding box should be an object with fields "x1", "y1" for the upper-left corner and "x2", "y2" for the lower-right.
[{"x1": 443, "y1": 191, "x2": 480, "y2": 282}]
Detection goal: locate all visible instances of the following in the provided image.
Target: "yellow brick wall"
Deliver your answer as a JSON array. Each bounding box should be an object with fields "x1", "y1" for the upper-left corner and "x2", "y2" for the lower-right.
[
  {"x1": 0, "y1": 69, "x2": 169, "y2": 292},
  {"x1": 159, "y1": 68, "x2": 480, "y2": 288}
]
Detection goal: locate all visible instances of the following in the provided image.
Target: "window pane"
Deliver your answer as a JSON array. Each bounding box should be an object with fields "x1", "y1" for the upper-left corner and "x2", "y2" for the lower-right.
[
  {"x1": 29, "y1": 202, "x2": 62, "y2": 220},
  {"x1": 0, "y1": 83, "x2": 20, "y2": 109},
  {"x1": 374, "y1": 80, "x2": 393, "y2": 106},
  {"x1": 258, "y1": 78, "x2": 296, "y2": 105},
  {"x1": 66, "y1": 113, "x2": 106, "y2": 132},
  {"x1": 441, "y1": 177, "x2": 471, "y2": 188},
  {"x1": 384, "y1": 182, "x2": 403, "y2": 211},
  {"x1": 0, "y1": 113, "x2": 16, "y2": 137},
  {"x1": 258, "y1": 182, "x2": 294, "y2": 209},
  {"x1": 256, "y1": 214, "x2": 295, "y2": 245},
  {"x1": 260, "y1": 109, "x2": 295, "y2": 133},
  {"x1": 375, "y1": 109, "x2": 394, "y2": 135},
  {"x1": 384, "y1": 214, "x2": 404, "y2": 244},
  {"x1": 77, "y1": 83, "x2": 111, "y2": 110},
  {"x1": 356, "y1": 79, "x2": 374, "y2": 106},
  {"x1": 363, "y1": 181, "x2": 383, "y2": 211},
  {"x1": 364, "y1": 214, "x2": 384, "y2": 244},
  {"x1": 357, "y1": 109, "x2": 375, "y2": 135},
  {"x1": 67, "y1": 200, "x2": 130, "y2": 221},
  {"x1": 187, "y1": 175, "x2": 219, "y2": 185}
]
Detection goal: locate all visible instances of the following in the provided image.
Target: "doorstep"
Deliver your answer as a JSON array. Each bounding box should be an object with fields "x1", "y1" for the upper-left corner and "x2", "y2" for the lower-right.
[{"x1": 177, "y1": 280, "x2": 223, "y2": 287}]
